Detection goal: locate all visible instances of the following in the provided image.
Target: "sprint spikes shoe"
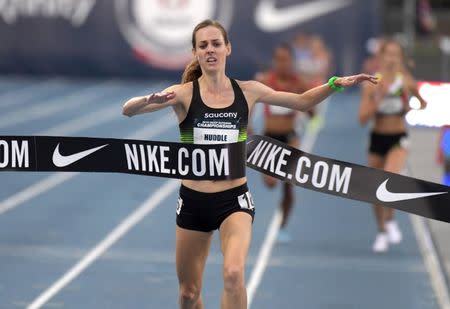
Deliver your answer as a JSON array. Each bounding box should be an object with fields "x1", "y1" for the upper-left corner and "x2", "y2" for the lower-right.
[
  {"x1": 372, "y1": 233, "x2": 389, "y2": 253},
  {"x1": 386, "y1": 220, "x2": 402, "y2": 244}
]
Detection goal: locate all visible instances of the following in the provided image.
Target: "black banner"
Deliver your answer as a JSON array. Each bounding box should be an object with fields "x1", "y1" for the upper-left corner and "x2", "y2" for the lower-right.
[
  {"x1": 1, "y1": 135, "x2": 450, "y2": 223},
  {"x1": 0, "y1": 136, "x2": 246, "y2": 180},
  {"x1": 246, "y1": 135, "x2": 450, "y2": 223}
]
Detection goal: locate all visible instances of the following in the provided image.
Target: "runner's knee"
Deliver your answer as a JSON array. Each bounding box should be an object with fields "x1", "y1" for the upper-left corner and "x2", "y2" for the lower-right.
[
  {"x1": 179, "y1": 283, "x2": 201, "y2": 305},
  {"x1": 223, "y1": 265, "x2": 245, "y2": 293}
]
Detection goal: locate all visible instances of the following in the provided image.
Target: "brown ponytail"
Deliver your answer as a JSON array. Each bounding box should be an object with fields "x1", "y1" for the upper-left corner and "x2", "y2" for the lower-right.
[
  {"x1": 181, "y1": 59, "x2": 202, "y2": 84},
  {"x1": 181, "y1": 19, "x2": 230, "y2": 84}
]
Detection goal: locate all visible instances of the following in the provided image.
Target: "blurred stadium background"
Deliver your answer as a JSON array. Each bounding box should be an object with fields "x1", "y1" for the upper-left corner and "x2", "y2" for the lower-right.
[{"x1": 0, "y1": 0, "x2": 449, "y2": 308}]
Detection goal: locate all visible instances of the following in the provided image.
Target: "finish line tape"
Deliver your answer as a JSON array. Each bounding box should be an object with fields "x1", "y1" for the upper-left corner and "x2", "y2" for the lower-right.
[{"x1": 1, "y1": 135, "x2": 449, "y2": 223}]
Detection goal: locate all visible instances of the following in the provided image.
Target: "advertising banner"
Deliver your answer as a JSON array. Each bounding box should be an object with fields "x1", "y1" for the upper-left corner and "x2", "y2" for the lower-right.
[{"x1": 0, "y1": 0, "x2": 381, "y2": 79}]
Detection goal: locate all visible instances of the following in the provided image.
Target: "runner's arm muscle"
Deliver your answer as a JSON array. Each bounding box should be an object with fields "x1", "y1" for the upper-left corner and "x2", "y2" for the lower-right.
[
  {"x1": 247, "y1": 74, "x2": 377, "y2": 112},
  {"x1": 122, "y1": 84, "x2": 180, "y2": 117}
]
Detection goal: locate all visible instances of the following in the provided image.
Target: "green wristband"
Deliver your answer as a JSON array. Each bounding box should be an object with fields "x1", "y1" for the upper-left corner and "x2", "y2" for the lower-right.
[{"x1": 328, "y1": 76, "x2": 344, "y2": 92}]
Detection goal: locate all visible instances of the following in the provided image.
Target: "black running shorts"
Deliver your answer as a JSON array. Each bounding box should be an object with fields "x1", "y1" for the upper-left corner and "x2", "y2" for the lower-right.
[
  {"x1": 369, "y1": 131, "x2": 409, "y2": 156},
  {"x1": 176, "y1": 183, "x2": 255, "y2": 232}
]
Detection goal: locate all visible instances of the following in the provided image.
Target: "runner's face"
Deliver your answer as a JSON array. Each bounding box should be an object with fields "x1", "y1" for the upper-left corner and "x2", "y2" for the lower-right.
[
  {"x1": 273, "y1": 47, "x2": 293, "y2": 75},
  {"x1": 193, "y1": 26, "x2": 230, "y2": 73},
  {"x1": 382, "y1": 43, "x2": 402, "y2": 69}
]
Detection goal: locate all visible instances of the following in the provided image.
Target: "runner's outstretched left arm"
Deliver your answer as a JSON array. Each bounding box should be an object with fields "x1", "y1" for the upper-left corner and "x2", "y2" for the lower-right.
[{"x1": 250, "y1": 74, "x2": 378, "y2": 112}]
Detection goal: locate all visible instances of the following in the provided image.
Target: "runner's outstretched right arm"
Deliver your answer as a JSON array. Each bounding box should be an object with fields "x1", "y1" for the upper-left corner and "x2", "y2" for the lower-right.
[{"x1": 122, "y1": 85, "x2": 180, "y2": 117}]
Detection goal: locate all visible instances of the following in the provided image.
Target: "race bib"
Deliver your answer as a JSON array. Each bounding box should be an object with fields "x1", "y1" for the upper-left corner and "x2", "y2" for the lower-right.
[{"x1": 193, "y1": 128, "x2": 239, "y2": 144}]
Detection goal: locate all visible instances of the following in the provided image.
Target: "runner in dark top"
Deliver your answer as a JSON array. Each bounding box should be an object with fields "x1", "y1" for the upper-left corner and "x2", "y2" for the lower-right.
[{"x1": 123, "y1": 19, "x2": 377, "y2": 309}]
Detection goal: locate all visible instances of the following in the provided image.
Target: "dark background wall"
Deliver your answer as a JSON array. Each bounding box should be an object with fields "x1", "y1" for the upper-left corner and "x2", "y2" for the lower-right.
[{"x1": 0, "y1": 0, "x2": 381, "y2": 80}]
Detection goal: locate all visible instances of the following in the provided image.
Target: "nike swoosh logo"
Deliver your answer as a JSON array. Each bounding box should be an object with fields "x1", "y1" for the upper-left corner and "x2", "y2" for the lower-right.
[
  {"x1": 52, "y1": 143, "x2": 109, "y2": 167},
  {"x1": 255, "y1": 0, "x2": 353, "y2": 32},
  {"x1": 376, "y1": 179, "x2": 447, "y2": 202}
]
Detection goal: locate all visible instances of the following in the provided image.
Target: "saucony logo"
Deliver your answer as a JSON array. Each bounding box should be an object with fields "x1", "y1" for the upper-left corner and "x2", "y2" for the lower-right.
[
  {"x1": 255, "y1": 0, "x2": 353, "y2": 32},
  {"x1": 376, "y1": 179, "x2": 447, "y2": 202},
  {"x1": 52, "y1": 143, "x2": 108, "y2": 167}
]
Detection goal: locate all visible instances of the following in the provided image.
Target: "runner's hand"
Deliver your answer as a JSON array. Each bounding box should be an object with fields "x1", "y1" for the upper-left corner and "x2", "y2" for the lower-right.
[
  {"x1": 334, "y1": 74, "x2": 378, "y2": 88},
  {"x1": 146, "y1": 91, "x2": 176, "y2": 104}
]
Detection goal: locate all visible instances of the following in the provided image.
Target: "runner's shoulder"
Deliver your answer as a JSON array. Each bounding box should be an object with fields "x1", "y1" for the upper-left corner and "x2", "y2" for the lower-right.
[
  {"x1": 164, "y1": 82, "x2": 192, "y2": 94},
  {"x1": 164, "y1": 82, "x2": 193, "y2": 102},
  {"x1": 237, "y1": 79, "x2": 275, "y2": 100},
  {"x1": 235, "y1": 79, "x2": 268, "y2": 92}
]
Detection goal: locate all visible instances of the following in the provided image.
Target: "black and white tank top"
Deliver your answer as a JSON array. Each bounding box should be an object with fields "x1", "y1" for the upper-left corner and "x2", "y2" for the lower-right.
[
  {"x1": 179, "y1": 79, "x2": 249, "y2": 144},
  {"x1": 376, "y1": 73, "x2": 408, "y2": 117}
]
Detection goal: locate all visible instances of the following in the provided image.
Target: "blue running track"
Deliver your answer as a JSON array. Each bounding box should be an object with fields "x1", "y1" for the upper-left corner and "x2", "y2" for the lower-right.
[{"x1": 0, "y1": 78, "x2": 439, "y2": 309}]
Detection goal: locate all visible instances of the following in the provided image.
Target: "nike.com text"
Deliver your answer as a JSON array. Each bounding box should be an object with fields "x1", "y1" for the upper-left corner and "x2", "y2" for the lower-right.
[
  {"x1": 247, "y1": 140, "x2": 352, "y2": 193},
  {"x1": 0, "y1": 140, "x2": 29, "y2": 168},
  {"x1": 125, "y1": 143, "x2": 230, "y2": 177}
]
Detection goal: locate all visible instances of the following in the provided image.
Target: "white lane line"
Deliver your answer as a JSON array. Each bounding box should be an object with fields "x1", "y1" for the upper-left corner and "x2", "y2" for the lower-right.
[
  {"x1": 246, "y1": 210, "x2": 282, "y2": 302},
  {"x1": 409, "y1": 215, "x2": 450, "y2": 309},
  {"x1": 246, "y1": 101, "x2": 328, "y2": 308},
  {"x1": 40, "y1": 88, "x2": 150, "y2": 136},
  {"x1": 406, "y1": 164, "x2": 450, "y2": 309},
  {"x1": 41, "y1": 101, "x2": 128, "y2": 136},
  {"x1": 26, "y1": 178, "x2": 180, "y2": 309},
  {"x1": 41, "y1": 107, "x2": 120, "y2": 135},
  {"x1": 0, "y1": 245, "x2": 427, "y2": 273},
  {"x1": 0, "y1": 80, "x2": 117, "y2": 129},
  {"x1": 0, "y1": 173, "x2": 77, "y2": 216},
  {"x1": 0, "y1": 79, "x2": 67, "y2": 110},
  {"x1": 0, "y1": 112, "x2": 177, "y2": 216},
  {"x1": 0, "y1": 92, "x2": 147, "y2": 215}
]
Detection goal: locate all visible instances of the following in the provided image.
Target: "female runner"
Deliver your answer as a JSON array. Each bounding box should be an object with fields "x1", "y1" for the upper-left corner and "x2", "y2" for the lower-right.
[
  {"x1": 359, "y1": 39, "x2": 427, "y2": 253},
  {"x1": 123, "y1": 19, "x2": 377, "y2": 309},
  {"x1": 256, "y1": 43, "x2": 308, "y2": 243}
]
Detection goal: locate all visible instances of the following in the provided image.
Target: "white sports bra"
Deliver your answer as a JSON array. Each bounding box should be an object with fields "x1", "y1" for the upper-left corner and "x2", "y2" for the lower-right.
[{"x1": 376, "y1": 73, "x2": 407, "y2": 117}]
